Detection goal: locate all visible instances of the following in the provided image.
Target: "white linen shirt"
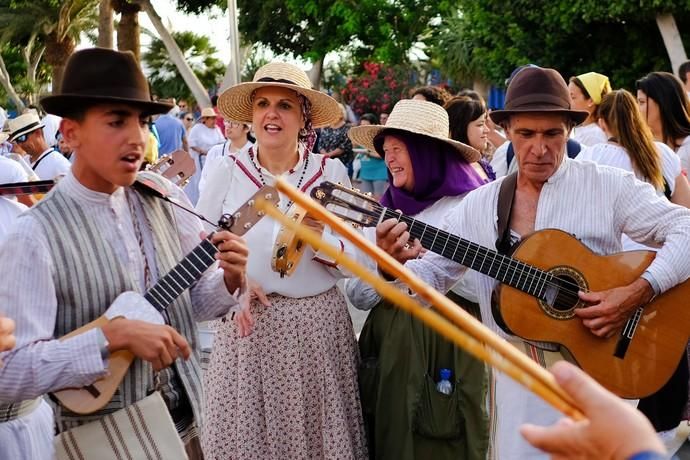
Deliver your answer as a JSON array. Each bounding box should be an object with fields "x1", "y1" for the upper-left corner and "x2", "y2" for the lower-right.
[
  {"x1": 199, "y1": 140, "x2": 253, "y2": 195},
  {"x1": 577, "y1": 141, "x2": 683, "y2": 247},
  {"x1": 32, "y1": 148, "x2": 71, "y2": 180},
  {"x1": 196, "y1": 148, "x2": 361, "y2": 297},
  {"x1": 0, "y1": 171, "x2": 238, "y2": 458},
  {"x1": 402, "y1": 158, "x2": 690, "y2": 459},
  {"x1": 573, "y1": 122, "x2": 607, "y2": 147}
]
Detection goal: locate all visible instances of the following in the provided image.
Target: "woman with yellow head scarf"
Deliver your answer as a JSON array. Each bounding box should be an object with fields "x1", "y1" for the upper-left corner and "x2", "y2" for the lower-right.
[{"x1": 568, "y1": 72, "x2": 612, "y2": 146}]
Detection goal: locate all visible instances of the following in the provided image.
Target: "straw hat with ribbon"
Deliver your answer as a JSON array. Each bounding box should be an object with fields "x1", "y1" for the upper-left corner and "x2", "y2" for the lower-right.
[
  {"x1": 217, "y1": 62, "x2": 341, "y2": 128},
  {"x1": 348, "y1": 99, "x2": 480, "y2": 162},
  {"x1": 198, "y1": 107, "x2": 216, "y2": 119},
  {"x1": 8, "y1": 112, "x2": 44, "y2": 143}
]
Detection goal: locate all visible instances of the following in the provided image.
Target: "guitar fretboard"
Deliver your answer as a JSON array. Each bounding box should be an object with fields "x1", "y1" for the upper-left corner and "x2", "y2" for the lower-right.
[
  {"x1": 144, "y1": 236, "x2": 218, "y2": 311},
  {"x1": 380, "y1": 208, "x2": 555, "y2": 299}
]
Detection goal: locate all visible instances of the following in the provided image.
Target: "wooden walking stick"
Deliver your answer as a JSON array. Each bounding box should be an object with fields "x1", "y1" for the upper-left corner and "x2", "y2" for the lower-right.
[{"x1": 256, "y1": 177, "x2": 584, "y2": 420}]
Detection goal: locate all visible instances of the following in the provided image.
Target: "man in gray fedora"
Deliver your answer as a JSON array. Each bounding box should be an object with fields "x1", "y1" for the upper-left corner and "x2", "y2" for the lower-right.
[
  {"x1": 374, "y1": 66, "x2": 690, "y2": 458},
  {"x1": 0, "y1": 48, "x2": 249, "y2": 459}
]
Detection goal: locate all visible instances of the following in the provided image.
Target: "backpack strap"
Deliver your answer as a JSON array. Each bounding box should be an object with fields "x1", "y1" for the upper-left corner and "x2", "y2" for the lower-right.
[
  {"x1": 495, "y1": 172, "x2": 518, "y2": 255},
  {"x1": 663, "y1": 176, "x2": 672, "y2": 200}
]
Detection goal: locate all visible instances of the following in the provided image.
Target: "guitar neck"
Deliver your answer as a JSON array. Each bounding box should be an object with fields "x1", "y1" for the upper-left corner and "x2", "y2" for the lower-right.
[
  {"x1": 379, "y1": 208, "x2": 551, "y2": 299},
  {"x1": 144, "y1": 236, "x2": 218, "y2": 310},
  {"x1": 0, "y1": 180, "x2": 55, "y2": 196}
]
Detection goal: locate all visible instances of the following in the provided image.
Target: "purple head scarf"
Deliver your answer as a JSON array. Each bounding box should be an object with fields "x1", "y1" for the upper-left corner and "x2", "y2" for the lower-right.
[{"x1": 378, "y1": 130, "x2": 489, "y2": 215}]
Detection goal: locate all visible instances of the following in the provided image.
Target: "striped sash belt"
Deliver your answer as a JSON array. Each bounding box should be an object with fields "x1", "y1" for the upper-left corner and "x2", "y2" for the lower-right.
[{"x1": 0, "y1": 398, "x2": 41, "y2": 423}]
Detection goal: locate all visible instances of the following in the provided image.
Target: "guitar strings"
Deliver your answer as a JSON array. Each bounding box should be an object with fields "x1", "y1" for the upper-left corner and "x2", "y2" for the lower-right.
[
  {"x1": 324, "y1": 187, "x2": 584, "y2": 303},
  {"x1": 371, "y1": 201, "x2": 584, "y2": 299}
]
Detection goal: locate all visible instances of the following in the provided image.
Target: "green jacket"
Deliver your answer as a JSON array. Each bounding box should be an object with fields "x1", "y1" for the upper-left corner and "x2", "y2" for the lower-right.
[{"x1": 358, "y1": 292, "x2": 489, "y2": 460}]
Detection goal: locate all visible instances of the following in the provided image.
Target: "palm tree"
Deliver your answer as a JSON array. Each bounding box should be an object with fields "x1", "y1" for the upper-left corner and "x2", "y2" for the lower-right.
[
  {"x1": 0, "y1": 0, "x2": 99, "y2": 94},
  {"x1": 98, "y1": 0, "x2": 114, "y2": 49},
  {"x1": 144, "y1": 30, "x2": 224, "y2": 103},
  {"x1": 135, "y1": 0, "x2": 211, "y2": 107},
  {"x1": 111, "y1": 0, "x2": 141, "y2": 62}
]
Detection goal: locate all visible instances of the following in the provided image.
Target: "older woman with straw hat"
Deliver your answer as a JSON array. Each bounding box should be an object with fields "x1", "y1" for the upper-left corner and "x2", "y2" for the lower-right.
[
  {"x1": 196, "y1": 62, "x2": 367, "y2": 459},
  {"x1": 345, "y1": 99, "x2": 490, "y2": 460}
]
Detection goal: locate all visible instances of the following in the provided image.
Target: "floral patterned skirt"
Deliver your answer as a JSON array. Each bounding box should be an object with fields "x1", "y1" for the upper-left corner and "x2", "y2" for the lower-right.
[{"x1": 202, "y1": 287, "x2": 367, "y2": 459}]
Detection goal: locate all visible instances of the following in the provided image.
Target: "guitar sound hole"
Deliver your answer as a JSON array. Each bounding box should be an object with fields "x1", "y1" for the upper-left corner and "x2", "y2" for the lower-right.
[{"x1": 552, "y1": 275, "x2": 582, "y2": 312}]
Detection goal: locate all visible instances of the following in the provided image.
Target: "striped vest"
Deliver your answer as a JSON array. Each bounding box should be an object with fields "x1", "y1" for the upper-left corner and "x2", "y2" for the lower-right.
[{"x1": 30, "y1": 173, "x2": 205, "y2": 431}]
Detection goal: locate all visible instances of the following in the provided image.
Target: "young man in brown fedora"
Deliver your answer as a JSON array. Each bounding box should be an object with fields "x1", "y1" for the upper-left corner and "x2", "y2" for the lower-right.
[
  {"x1": 374, "y1": 66, "x2": 690, "y2": 458},
  {"x1": 0, "y1": 48, "x2": 248, "y2": 459}
]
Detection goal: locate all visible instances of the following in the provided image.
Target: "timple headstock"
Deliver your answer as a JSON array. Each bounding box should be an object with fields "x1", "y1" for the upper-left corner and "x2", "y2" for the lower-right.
[{"x1": 218, "y1": 185, "x2": 279, "y2": 236}]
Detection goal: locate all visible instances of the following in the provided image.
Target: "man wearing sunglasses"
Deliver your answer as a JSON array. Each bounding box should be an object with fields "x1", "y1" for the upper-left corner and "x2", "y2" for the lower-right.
[{"x1": 7, "y1": 112, "x2": 70, "y2": 180}]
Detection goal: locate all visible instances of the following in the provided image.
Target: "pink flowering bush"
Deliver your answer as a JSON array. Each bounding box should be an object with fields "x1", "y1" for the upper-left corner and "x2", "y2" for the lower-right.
[{"x1": 341, "y1": 62, "x2": 412, "y2": 116}]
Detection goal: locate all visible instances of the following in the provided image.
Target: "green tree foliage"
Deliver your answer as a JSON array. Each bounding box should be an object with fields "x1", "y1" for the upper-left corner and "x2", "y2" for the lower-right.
[
  {"x1": 0, "y1": 0, "x2": 99, "y2": 93},
  {"x1": 432, "y1": 1, "x2": 690, "y2": 89},
  {"x1": 236, "y1": 0, "x2": 454, "y2": 66},
  {"x1": 173, "y1": 0, "x2": 225, "y2": 15},
  {"x1": 144, "y1": 30, "x2": 225, "y2": 103}
]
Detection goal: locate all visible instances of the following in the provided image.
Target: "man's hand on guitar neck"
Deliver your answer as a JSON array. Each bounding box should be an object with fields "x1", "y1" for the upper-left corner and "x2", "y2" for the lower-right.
[
  {"x1": 575, "y1": 278, "x2": 655, "y2": 338},
  {"x1": 102, "y1": 319, "x2": 191, "y2": 372}
]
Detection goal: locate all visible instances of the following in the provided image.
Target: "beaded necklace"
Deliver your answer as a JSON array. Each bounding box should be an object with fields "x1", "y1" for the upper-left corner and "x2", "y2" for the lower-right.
[{"x1": 248, "y1": 146, "x2": 310, "y2": 209}]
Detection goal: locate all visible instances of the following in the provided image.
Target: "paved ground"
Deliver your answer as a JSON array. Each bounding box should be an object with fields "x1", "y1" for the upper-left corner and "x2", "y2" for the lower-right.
[{"x1": 670, "y1": 423, "x2": 690, "y2": 459}]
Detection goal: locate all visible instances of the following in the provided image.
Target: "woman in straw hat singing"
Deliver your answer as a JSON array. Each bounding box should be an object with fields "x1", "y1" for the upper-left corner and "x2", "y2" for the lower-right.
[
  {"x1": 345, "y1": 99, "x2": 490, "y2": 460},
  {"x1": 196, "y1": 62, "x2": 367, "y2": 459}
]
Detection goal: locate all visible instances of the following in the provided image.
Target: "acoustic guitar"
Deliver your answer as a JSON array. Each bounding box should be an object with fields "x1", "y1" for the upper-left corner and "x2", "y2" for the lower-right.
[
  {"x1": 311, "y1": 181, "x2": 690, "y2": 399},
  {"x1": 52, "y1": 185, "x2": 279, "y2": 414}
]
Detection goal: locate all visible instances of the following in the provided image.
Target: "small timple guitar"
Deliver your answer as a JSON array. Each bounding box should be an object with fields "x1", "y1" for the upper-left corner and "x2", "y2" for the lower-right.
[
  {"x1": 148, "y1": 149, "x2": 196, "y2": 186},
  {"x1": 311, "y1": 181, "x2": 690, "y2": 399},
  {"x1": 52, "y1": 185, "x2": 279, "y2": 414}
]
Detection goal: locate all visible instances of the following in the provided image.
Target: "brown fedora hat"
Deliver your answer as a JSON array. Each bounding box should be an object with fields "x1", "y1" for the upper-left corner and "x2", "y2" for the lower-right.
[
  {"x1": 490, "y1": 67, "x2": 588, "y2": 125},
  {"x1": 40, "y1": 48, "x2": 172, "y2": 117}
]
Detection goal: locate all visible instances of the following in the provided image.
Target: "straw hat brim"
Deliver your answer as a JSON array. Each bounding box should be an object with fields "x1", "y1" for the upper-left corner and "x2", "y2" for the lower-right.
[
  {"x1": 40, "y1": 94, "x2": 173, "y2": 118},
  {"x1": 217, "y1": 82, "x2": 341, "y2": 128},
  {"x1": 348, "y1": 124, "x2": 481, "y2": 163},
  {"x1": 490, "y1": 107, "x2": 589, "y2": 126}
]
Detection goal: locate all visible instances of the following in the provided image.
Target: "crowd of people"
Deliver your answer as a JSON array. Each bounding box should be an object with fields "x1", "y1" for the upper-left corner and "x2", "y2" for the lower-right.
[{"x1": 1, "y1": 46, "x2": 690, "y2": 460}]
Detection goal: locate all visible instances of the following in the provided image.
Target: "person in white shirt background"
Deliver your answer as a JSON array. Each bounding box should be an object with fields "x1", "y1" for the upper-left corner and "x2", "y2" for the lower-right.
[
  {"x1": 196, "y1": 61, "x2": 367, "y2": 459},
  {"x1": 198, "y1": 119, "x2": 254, "y2": 194},
  {"x1": 636, "y1": 71, "x2": 690, "y2": 176},
  {"x1": 184, "y1": 107, "x2": 225, "y2": 205},
  {"x1": 568, "y1": 71, "x2": 611, "y2": 147},
  {"x1": 7, "y1": 112, "x2": 70, "y2": 180},
  {"x1": 577, "y1": 89, "x2": 690, "y2": 454}
]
